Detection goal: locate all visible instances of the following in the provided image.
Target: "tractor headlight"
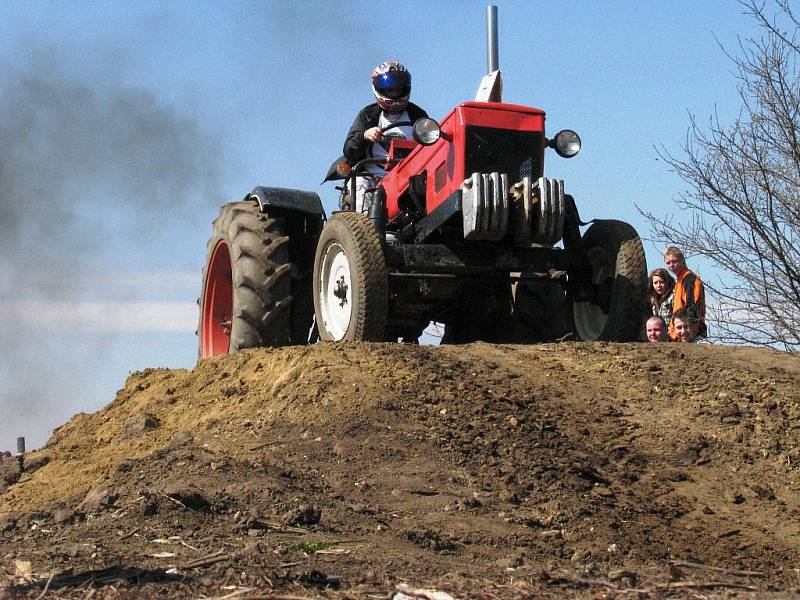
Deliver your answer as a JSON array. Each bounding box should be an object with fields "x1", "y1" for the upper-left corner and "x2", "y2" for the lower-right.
[
  {"x1": 551, "y1": 130, "x2": 581, "y2": 158},
  {"x1": 413, "y1": 118, "x2": 441, "y2": 146}
]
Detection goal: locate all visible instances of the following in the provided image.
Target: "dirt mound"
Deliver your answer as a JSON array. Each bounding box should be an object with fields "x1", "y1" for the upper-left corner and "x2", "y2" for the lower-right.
[{"x1": 1, "y1": 342, "x2": 799, "y2": 598}]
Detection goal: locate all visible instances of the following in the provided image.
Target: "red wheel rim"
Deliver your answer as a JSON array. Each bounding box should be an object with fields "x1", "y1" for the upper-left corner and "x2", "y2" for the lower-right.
[{"x1": 200, "y1": 240, "x2": 233, "y2": 357}]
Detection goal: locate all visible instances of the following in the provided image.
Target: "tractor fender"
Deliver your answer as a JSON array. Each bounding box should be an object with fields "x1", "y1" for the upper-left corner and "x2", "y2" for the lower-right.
[{"x1": 247, "y1": 186, "x2": 326, "y2": 218}]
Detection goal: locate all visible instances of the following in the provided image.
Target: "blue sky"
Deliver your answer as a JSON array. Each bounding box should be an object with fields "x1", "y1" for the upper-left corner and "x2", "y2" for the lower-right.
[{"x1": 0, "y1": 1, "x2": 765, "y2": 451}]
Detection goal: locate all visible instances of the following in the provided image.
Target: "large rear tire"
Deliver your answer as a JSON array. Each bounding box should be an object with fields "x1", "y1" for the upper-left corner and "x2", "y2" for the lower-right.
[
  {"x1": 568, "y1": 219, "x2": 648, "y2": 341},
  {"x1": 198, "y1": 200, "x2": 312, "y2": 358},
  {"x1": 313, "y1": 212, "x2": 388, "y2": 341}
]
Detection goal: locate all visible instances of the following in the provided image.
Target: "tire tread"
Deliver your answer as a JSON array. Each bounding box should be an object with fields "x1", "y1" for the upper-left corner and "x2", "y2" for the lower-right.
[{"x1": 199, "y1": 199, "x2": 308, "y2": 354}]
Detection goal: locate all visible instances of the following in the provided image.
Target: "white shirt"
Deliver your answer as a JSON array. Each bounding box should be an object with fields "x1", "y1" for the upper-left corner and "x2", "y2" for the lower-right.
[{"x1": 365, "y1": 110, "x2": 413, "y2": 176}]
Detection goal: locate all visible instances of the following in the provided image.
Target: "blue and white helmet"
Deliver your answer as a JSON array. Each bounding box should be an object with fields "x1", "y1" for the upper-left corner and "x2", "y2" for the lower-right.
[{"x1": 371, "y1": 60, "x2": 411, "y2": 113}]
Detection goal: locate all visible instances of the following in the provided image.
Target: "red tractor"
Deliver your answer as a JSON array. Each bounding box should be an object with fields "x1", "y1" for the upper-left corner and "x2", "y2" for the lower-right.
[{"x1": 198, "y1": 18, "x2": 647, "y2": 357}]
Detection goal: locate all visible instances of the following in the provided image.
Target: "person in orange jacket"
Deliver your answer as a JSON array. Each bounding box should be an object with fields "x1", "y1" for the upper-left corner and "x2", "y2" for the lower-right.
[{"x1": 664, "y1": 246, "x2": 707, "y2": 341}]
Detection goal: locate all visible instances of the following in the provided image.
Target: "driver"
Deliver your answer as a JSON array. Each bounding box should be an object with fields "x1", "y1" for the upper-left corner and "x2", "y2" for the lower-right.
[{"x1": 343, "y1": 60, "x2": 428, "y2": 212}]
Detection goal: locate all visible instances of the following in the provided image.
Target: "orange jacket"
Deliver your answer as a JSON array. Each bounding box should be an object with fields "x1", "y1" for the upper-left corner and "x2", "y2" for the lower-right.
[{"x1": 668, "y1": 267, "x2": 706, "y2": 340}]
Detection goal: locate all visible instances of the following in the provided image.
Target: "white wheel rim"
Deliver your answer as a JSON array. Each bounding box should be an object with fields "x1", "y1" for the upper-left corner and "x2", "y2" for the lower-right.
[
  {"x1": 319, "y1": 242, "x2": 353, "y2": 340},
  {"x1": 573, "y1": 246, "x2": 612, "y2": 340}
]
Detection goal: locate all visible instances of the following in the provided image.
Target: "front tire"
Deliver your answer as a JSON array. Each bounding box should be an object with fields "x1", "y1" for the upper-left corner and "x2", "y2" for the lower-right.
[
  {"x1": 568, "y1": 220, "x2": 648, "y2": 341},
  {"x1": 313, "y1": 212, "x2": 388, "y2": 341},
  {"x1": 199, "y1": 200, "x2": 311, "y2": 358}
]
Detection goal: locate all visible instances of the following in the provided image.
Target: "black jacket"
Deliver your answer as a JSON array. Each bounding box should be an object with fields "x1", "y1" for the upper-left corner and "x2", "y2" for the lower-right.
[{"x1": 342, "y1": 102, "x2": 428, "y2": 164}]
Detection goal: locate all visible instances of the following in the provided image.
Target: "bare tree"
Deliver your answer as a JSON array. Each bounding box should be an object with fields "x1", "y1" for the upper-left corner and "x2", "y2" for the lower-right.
[{"x1": 643, "y1": 0, "x2": 800, "y2": 351}]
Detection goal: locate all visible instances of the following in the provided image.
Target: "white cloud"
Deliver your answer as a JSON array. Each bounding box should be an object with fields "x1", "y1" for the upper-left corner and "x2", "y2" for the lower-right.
[{"x1": 0, "y1": 301, "x2": 197, "y2": 332}]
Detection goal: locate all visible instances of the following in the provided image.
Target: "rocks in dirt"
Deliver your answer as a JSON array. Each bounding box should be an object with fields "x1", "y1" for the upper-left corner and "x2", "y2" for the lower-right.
[
  {"x1": 162, "y1": 484, "x2": 211, "y2": 511},
  {"x1": 122, "y1": 411, "x2": 160, "y2": 438},
  {"x1": 405, "y1": 529, "x2": 458, "y2": 554},
  {"x1": 0, "y1": 459, "x2": 21, "y2": 487},
  {"x1": 539, "y1": 529, "x2": 563, "y2": 539},
  {"x1": 455, "y1": 497, "x2": 481, "y2": 511},
  {"x1": 210, "y1": 458, "x2": 230, "y2": 472},
  {"x1": 723, "y1": 489, "x2": 746, "y2": 505},
  {"x1": 281, "y1": 505, "x2": 321, "y2": 527},
  {"x1": 494, "y1": 555, "x2": 523, "y2": 569},
  {"x1": 570, "y1": 549, "x2": 590, "y2": 563},
  {"x1": 750, "y1": 483, "x2": 776, "y2": 500},
  {"x1": 498, "y1": 488, "x2": 520, "y2": 504},
  {"x1": 167, "y1": 430, "x2": 194, "y2": 449},
  {"x1": 52, "y1": 507, "x2": 76, "y2": 524},
  {"x1": 78, "y1": 485, "x2": 117, "y2": 514},
  {"x1": 296, "y1": 570, "x2": 340, "y2": 589},
  {"x1": 22, "y1": 455, "x2": 50, "y2": 473},
  {"x1": 129, "y1": 490, "x2": 161, "y2": 516},
  {"x1": 347, "y1": 502, "x2": 376, "y2": 515},
  {"x1": 13, "y1": 559, "x2": 32, "y2": 582},
  {"x1": 717, "y1": 528, "x2": 741, "y2": 538},
  {"x1": 0, "y1": 515, "x2": 17, "y2": 533},
  {"x1": 394, "y1": 584, "x2": 456, "y2": 600},
  {"x1": 676, "y1": 434, "x2": 708, "y2": 465},
  {"x1": 590, "y1": 485, "x2": 615, "y2": 499},
  {"x1": 719, "y1": 402, "x2": 742, "y2": 421},
  {"x1": 608, "y1": 569, "x2": 638, "y2": 584},
  {"x1": 668, "y1": 563, "x2": 686, "y2": 580},
  {"x1": 116, "y1": 460, "x2": 134, "y2": 473},
  {"x1": 235, "y1": 511, "x2": 269, "y2": 530},
  {"x1": 653, "y1": 468, "x2": 689, "y2": 483},
  {"x1": 3, "y1": 343, "x2": 800, "y2": 597}
]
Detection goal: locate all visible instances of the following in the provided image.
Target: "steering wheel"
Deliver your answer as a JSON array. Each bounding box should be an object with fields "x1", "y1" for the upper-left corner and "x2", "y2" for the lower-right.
[
  {"x1": 365, "y1": 120, "x2": 415, "y2": 163},
  {"x1": 379, "y1": 120, "x2": 412, "y2": 134}
]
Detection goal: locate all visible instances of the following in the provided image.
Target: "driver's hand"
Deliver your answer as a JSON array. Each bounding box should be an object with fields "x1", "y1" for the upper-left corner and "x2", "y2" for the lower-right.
[{"x1": 364, "y1": 127, "x2": 384, "y2": 143}]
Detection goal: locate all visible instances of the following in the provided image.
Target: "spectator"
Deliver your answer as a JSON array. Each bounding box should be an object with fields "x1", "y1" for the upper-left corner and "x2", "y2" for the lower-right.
[
  {"x1": 671, "y1": 308, "x2": 712, "y2": 344},
  {"x1": 664, "y1": 246, "x2": 707, "y2": 341},
  {"x1": 0, "y1": 451, "x2": 11, "y2": 464},
  {"x1": 648, "y1": 268, "x2": 675, "y2": 322},
  {"x1": 645, "y1": 315, "x2": 668, "y2": 342}
]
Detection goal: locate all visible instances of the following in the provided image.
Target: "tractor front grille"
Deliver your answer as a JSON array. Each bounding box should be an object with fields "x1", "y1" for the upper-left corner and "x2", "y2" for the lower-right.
[{"x1": 464, "y1": 127, "x2": 544, "y2": 184}]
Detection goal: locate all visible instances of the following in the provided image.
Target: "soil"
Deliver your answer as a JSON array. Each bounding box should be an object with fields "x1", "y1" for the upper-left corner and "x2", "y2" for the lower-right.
[{"x1": 1, "y1": 341, "x2": 799, "y2": 599}]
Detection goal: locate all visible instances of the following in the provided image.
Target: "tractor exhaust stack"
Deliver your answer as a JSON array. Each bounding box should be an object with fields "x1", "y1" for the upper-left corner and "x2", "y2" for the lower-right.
[
  {"x1": 486, "y1": 5, "x2": 499, "y2": 74},
  {"x1": 475, "y1": 5, "x2": 502, "y2": 102}
]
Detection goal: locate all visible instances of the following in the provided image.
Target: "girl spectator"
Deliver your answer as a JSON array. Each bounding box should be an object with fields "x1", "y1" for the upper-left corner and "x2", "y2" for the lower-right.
[{"x1": 648, "y1": 268, "x2": 674, "y2": 322}]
